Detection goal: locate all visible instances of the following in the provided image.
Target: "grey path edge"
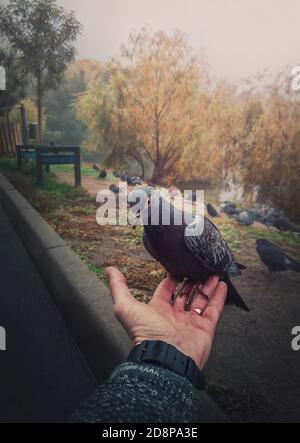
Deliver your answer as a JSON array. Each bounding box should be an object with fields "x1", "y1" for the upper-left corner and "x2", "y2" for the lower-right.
[{"x1": 0, "y1": 173, "x2": 130, "y2": 384}]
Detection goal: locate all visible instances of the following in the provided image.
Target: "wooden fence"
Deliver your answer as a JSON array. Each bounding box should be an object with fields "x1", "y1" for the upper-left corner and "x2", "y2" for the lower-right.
[{"x1": 0, "y1": 122, "x2": 22, "y2": 155}]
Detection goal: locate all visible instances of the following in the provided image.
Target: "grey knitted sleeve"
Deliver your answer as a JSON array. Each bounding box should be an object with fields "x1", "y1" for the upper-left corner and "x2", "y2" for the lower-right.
[{"x1": 70, "y1": 362, "x2": 203, "y2": 423}]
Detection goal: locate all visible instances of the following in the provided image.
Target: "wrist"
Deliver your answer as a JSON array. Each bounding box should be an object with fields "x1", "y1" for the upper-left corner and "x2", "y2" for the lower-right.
[
  {"x1": 133, "y1": 337, "x2": 207, "y2": 370},
  {"x1": 161, "y1": 334, "x2": 208, "y2": 370},
  {"x1": 127, "y1": 340, "x2": 206, "y2": 390}
]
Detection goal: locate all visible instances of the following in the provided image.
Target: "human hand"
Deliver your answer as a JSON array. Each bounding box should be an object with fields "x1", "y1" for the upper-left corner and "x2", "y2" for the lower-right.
[{"x1": 106, "y1": 268, "x2": 227, "y2": 370}]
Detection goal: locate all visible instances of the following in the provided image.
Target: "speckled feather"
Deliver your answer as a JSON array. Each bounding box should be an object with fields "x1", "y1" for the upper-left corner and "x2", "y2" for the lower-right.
[{"x1": 142, "y1": 193, "x2": 249, "y2": 311}]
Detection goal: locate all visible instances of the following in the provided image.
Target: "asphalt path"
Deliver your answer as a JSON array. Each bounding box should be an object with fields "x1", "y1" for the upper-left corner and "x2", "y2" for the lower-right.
[{"x1": 0, "y1": 204, "x2": 96, "y2": 423}]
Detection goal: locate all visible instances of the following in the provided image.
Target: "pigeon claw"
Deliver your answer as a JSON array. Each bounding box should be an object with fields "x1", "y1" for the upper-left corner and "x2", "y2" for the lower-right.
[
  {"x1": 185, "y1": 284, "x2": 201, "y2": 311},
  {"x1": 170, "y1": 279, "x2": 189, "y2": 306}
]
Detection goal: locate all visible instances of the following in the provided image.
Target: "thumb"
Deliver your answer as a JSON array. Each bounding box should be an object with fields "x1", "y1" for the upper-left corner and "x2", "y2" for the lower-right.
[{"x1": 106, "y1": 267, "x2": 136, "y2": 309}]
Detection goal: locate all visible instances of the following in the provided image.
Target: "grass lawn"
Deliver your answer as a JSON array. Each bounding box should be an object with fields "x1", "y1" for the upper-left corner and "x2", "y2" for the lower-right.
[{"x1": 51, "y1": 163, "x2": 116, "y2": 181}]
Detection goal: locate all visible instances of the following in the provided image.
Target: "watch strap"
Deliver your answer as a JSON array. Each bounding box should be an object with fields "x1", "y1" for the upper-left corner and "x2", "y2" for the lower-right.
[{"x1": 127, "y1": 340, "x2": 206, "y2": 390}]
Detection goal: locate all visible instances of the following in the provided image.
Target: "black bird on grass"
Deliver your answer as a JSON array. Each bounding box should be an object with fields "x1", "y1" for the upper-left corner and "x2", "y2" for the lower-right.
[
  {"x1": 93, "y1": 164, "x2": 100, "y2": 172},
  {"x1": 130, "y1": 188, "x2": 249, "y2": 311},
  {"x1": 207, "y1": 203, "x2": 220, "y2": 218},
  {"x1": 99, "y1": 169, "x2": 107, "y2": 179},
  {"x1": 221, "y1": 203, "x2": 240, "y2": 216},
  {"x1": 256, "y1": 239, "x2": 300, "y2": 273}
]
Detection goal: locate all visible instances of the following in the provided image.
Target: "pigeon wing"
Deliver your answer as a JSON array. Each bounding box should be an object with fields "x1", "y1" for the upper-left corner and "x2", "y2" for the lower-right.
[{"x1": 184, "y1": 217, "x2": 233, "y2": 273}]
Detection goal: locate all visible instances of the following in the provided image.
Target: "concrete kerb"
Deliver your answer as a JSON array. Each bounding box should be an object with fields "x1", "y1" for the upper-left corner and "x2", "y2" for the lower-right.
[{"x1": 0, "y1": 173, "x2": 130, "y2": 383}]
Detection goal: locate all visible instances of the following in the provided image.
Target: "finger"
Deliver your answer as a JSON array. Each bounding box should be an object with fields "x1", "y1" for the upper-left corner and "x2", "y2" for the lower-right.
[
  {"x1": 202, "y1": 281, "x2": 228, "y2": 327},
  {"x1": 151, "y1": 274, "x2": 179, "y2": 305},
  {"x1": 201, "y1": 275, "x2": 220, "y2": 300},
  {"x1": 106, "y1": 267, "x2": 135, "y2": 308}
]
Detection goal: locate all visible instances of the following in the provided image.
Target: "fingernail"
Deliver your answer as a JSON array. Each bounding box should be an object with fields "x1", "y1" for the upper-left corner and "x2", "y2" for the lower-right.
[
  {"x1": 219, "y1": 281, "x2": 228, "y2": 290},
  {"x1": 106, "y1": 267, "x2": 113, "y2": 277}
]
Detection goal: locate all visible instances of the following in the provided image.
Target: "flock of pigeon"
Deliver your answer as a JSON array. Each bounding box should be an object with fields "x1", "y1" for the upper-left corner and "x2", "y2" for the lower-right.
[
  {"x1": 207, "y1": 202, "x2": 300, "y2": 275},
  {"x1": 219, "y1": 202, "x2": 300, "y2": 233},
  {"x1": 93, "y1": 165, "x2": 143, "y2": 189}
]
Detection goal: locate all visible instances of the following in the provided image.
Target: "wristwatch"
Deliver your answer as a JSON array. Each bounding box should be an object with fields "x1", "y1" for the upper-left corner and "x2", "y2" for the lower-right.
[{"x1": 126, "y1": 340, "x2": 206, "y2": 390}]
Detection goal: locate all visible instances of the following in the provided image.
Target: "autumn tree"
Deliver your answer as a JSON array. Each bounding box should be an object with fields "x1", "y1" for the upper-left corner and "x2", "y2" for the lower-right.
[
  {"x1": 0, "y1": 0, "x2": 82, "y2": 142},
  {"x1": 238, "y1": 81, "x2": 300, "y2": 221},
  {"x1": 180, "y1": 84, "x2": 243, "y2": 185},
  {"x1": 77, "y1": 29, "x2": 204, "y2": 183}
]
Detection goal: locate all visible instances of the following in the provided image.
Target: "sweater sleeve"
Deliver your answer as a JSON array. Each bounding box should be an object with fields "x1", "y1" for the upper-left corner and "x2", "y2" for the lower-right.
[{"x1": 70, "y1": 362, "x2": 204, "y2": 423}]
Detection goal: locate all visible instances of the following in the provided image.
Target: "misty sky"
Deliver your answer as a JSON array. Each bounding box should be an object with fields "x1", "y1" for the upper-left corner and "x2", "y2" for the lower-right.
[
  {"x1": 0, "y1": 0, "x2": 298, "y2": 84},
  {"x1": 55, "y1": 0, "x2": 300, "y2": 84}
]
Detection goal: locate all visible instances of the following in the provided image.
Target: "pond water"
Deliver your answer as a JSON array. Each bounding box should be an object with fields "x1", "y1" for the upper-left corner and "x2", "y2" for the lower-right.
[{"x1": 177, "y1": 178, "x2": 248, "y2": 205}]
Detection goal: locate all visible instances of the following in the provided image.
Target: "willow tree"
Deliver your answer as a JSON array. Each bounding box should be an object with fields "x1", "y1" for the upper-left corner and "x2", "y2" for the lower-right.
[
  {"x1": 77, "y1": 29, "x2": 203, "y2": 183},
  {"x1": 0, "y1": 0, "x2": 82, "y2": 142}
]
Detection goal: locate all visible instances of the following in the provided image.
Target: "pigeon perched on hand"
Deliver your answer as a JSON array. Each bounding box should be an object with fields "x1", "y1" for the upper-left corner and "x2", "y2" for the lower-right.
[
  {"x1": 256, "y1": 239, "x2": 300, "y2": 273},
  {"x1": 130, "y1": 188, "x2": 249, "y2": 311}
]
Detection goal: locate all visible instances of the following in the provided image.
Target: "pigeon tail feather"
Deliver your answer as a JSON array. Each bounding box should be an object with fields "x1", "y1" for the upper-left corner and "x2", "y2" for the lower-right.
[
  {"x1": 227, "y1": 262, "x2": 243, "y2": 277},
  {"x1": 287, "y1": 257, "x2": 300, "y2": 273},
  {"x1": 225, "y1": 279, "x2": 250, "y2": 311}
]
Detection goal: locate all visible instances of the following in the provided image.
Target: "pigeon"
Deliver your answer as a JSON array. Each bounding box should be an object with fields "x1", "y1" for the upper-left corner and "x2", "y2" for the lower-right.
[
  {"x1": 207, "y1": 203, "x2": 220, "y2": 218},
  {"x1": 256, "y1": 239, "x2": 300, "y2": 273},
  {"x1": 93, "y1": 164, "x2": 100, "y2": 172},
  {"x1": 128, "y1": 176, "x2": 143, "y2": 186},
  {"x1": 221, "y1": 203, "x2": 240, "y2": 216},
  {"x1": 273, "y1": 217, "x2": 296, "y2": 232},
  {"x1": 233, "y1": 210, "x2": 256, "y2": 227},
  {"x1": 169, "y1": 186, "x2": 182, "y2": 199},
  {"x1": 130, "y1": 188, "x2": 249, "y2": 311},
  {"x1": 109, "y1": 184, "x2": 120, "y2": 194},
  {"x1": 185, "y1": 191, "x2": 197, "y2": 203},
  {"x1": 121, "y1": 173, "x2": 129, "y2": 182},
  {"x1": 99, "y1": 169, "x2": 107, "y2": 179}
]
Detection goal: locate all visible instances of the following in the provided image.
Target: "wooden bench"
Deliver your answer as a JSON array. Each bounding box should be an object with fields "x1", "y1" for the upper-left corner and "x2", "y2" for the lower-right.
[{"x1": 16, "y1": 145, "x2": 81, "y2": 187}]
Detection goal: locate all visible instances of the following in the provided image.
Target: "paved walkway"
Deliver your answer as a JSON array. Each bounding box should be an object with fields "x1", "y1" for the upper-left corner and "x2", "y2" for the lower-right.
[{"x1": 0, "y1": 204, "x2": 96, "y2": 423}]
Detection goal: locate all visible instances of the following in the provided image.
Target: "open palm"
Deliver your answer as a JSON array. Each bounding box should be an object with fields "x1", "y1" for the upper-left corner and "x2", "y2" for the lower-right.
[{"x1": 107, "y1": 268, "x2": 228, "y2": 370}]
